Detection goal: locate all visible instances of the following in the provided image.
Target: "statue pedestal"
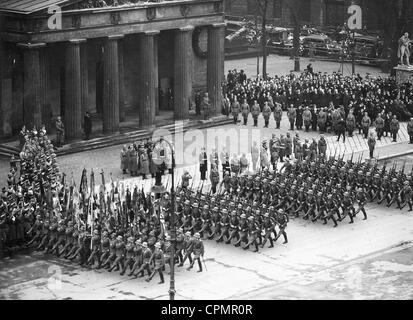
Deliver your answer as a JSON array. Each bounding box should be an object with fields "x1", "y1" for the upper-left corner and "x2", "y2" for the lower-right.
[{"x1": 394, "y1": 65, "x2": 413, "y2": 85}]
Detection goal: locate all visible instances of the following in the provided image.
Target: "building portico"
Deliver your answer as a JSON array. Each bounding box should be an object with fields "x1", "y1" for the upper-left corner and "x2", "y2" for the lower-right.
[{"x1": 0, "y1": 0, "x2": 225, "y2": 140}]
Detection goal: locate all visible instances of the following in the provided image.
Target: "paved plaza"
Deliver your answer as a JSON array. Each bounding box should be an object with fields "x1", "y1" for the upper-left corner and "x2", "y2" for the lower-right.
[{"x1": 1, "y1": 198, "x2": 412, "y2": 300}]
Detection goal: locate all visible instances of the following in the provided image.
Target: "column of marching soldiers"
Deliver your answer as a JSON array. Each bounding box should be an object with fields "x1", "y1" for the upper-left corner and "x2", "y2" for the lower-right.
[
  {"x1": 2, "y1": 128, "x2": 413, "y2": 285},
  {"x1": 1, "y1": 129, "x2": 207, "y2": 284}
]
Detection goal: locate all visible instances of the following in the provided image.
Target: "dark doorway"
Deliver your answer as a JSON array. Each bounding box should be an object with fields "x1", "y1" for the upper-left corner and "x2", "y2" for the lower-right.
[{"x1": 60, "y1": 66, "x2": 65, "y2": 118}]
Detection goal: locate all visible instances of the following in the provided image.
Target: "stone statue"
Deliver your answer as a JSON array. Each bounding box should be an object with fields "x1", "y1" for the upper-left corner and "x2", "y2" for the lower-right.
[{"x1": 398, "y1": 32, "x2": 411, "y2": 66}]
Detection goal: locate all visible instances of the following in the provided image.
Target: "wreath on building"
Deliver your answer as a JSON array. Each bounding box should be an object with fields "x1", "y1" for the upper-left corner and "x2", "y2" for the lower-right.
[{"x1": 192, "y1": 27, "x2": 207, "y2": 59}]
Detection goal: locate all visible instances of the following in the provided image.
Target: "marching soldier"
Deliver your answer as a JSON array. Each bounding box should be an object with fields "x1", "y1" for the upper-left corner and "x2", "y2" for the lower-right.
[
  {"x1": 86, "y1": 229, "x2": 101, "y2": 269},
  {"x1": 133, "y1": 242, "x2": 152, "y2": 279},
  {"x1": 274, "y1": 209, "x2": 288, "y2": 244},
  {"x1": 186, "y1": 233, "x2": 204, "y2": 272},
  {"x1": 128, "y1": 239, "x2": 143, "y2": 276},
  {"x1": 178, "y1": 231, "x2": 194, "y2": 266},
  {"x1": 122, "y1": 236, "x2": 135, "y2": 275},
  {"x1": 244, "y1": 215, "x2": 260, "y2": 252},
  {"x1": 108, "y1": 235, "x2": 126, "y2": 274},
  {"x1": 101, "y1": 232, "x2": 117, "y2": 269},
  {"x1": 399, "y1": 181, "x2": 413, "y2": 211},
  {"x1": 261, "y1": 212, "x2": 276, "y2": 248},
  {"x1": 216, "y1": 208, "x2": 230, "y2": 243},
  {"x1": 324, "y1": 195, "x2": 339, "y2": 227},
  {"x1": 146, "y1": 242, "x2": 165, "y2": 283},
  {"x1": 97, "y1": 231, "x2": 110, "y2": 270},
  {"x1": 354, "y1": 188, "x2": 368, "y2": 220},
  {"x1": 339, "y1": 192, "x2": 355, "y2": 224},
  {"x1": 226, "y1": 211, "x2": 240, "y2": 244}
]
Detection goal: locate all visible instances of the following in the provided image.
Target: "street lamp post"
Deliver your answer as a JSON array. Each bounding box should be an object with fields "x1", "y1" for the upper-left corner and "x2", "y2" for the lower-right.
[{"x1": 151, "y1": 137, "x2": 176, "y2": 300}]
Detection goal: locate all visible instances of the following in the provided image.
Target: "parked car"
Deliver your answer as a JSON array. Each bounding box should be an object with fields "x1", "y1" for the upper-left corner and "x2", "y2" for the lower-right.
[{"x1": 301, "y1": 35, "x2": 342, "y2": 57}]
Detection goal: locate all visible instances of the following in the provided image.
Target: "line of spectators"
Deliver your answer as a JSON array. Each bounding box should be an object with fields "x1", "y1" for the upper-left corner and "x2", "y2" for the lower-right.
[{"x1": 222, "y1": 71, "x2": 413, "y2": 140}]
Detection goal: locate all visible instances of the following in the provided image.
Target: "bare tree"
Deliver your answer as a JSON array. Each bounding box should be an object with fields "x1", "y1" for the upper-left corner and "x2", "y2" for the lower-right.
[
  {"x1": 256, "y1": 0, "x2": 270, "y2": 79},
  {"x1": 285, "y1": 0, "x2": 303, "y2": 72}
]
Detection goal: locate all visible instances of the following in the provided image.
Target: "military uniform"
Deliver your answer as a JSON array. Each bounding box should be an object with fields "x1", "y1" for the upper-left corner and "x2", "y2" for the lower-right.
[
  {"x1": 390, "y1": 116, "x2": 400, "y2": 142},
  {"x1": 251, "y1": 102, "x2": 261, "y2": 127},
  {"x1": 287, "y1": 105, "x2": 296, "y2": 130},
  {"x1": 241, "y1": 101, "x2": 250, "y2": 125},
  {"x1": 273, "y1": 103, "x2": 283, "y2": 129},
  {"x1": 187, "y1": 233, "x2": 204, "y2": 272},
  {"x1": 146, "y1": 243, "x2": 165, "y2": 283},
  {"x1": 210, "y1": 165, "x2": 220, "y2": 194},
  {"x1": 231, "y1": 99, "x2": 240, "y2": 124}
]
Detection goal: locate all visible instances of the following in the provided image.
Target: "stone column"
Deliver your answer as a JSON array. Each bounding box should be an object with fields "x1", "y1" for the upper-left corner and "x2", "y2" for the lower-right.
[
  {"x1": 80, "y1": 41, "x2": 89, "y2": 121},
  {"x1": 319, "y1": 0, "x2": 325, "y2": 27},
  {"x1": 0, "y1": 40, "x2": 13, "y2": 136},
  {"x1": 207, "y1": 23, "x2": 225, "y2": 116},
  {"x1": 118, "y1": 39, "x2": 125, "y2": 122},
  {"x1": 174, "y1": 26, "x2": 193, "y2": 120},
  {"x1": 17, "y1": 42, "x2": 46, "y2": 129},
  {"x1": 39, "y1": 47, "x2": 50, "y2": 131},
  {"x1": 154, "y1": 35, "x2": 159, "y2": 116},
  {"x1": 103, "y1": 35, "x2": 122, "y2": 134},
  {"x1": 65, "y1": 39, "x2": 85, "y2": 140},
  {"x1": 139, "y1": 31, "x2": 159, "y2": 128}
]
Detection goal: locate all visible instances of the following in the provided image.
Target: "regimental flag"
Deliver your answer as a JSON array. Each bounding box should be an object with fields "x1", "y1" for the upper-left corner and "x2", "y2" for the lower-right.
[
  {"x1": 90, "y1": 169, "x2": 95, "y2": 197},
  {"x1": 119, "y1": 181, "x2": 125, "y2": 203},
  {"x1": 141, "y1": 187, "x2": 147, "y2": 211},
  {"x1": 79, "y1": 168, "x2": 88, "y2": 195},
  {"x1": 100, "y1": 169, "x2": 106, "y2": 193}
]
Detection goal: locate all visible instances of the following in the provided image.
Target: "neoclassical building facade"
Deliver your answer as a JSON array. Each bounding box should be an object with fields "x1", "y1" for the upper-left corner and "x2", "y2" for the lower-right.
[{"x1": 0, "y1": 0, "x2": 225, "y2": 139}]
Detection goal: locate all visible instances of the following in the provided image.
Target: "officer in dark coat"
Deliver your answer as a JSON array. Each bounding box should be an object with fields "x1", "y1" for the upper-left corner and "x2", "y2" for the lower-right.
[
  {"x1": 336, "y1": 117, "x2": 346, "y2": 142},
  {"x1": 83, "y1": 111, "x2": 92, "y2": 140},
  {"x1": 209, "y1": 164, "x2": 220, "y2": 194},
  {"x1": 199, "y1": 147, "x2": 208, "y2": 181}
]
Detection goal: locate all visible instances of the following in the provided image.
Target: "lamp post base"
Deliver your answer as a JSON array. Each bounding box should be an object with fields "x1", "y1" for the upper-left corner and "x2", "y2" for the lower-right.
[{"x1": 151, "y1": 184, "x2": 167, "y2": 194}]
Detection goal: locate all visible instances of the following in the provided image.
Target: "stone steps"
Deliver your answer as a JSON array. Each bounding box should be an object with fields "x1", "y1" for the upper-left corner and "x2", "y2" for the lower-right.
[
  {"x1": 0, "y1": 117, "x2": 229, "y2": 159},
  {"x1": 56, "y1": 118, "x2": 232, "y2": 156},
  {"x1": 0, "y1": 144, "x2": 19, "y2": 159}
]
